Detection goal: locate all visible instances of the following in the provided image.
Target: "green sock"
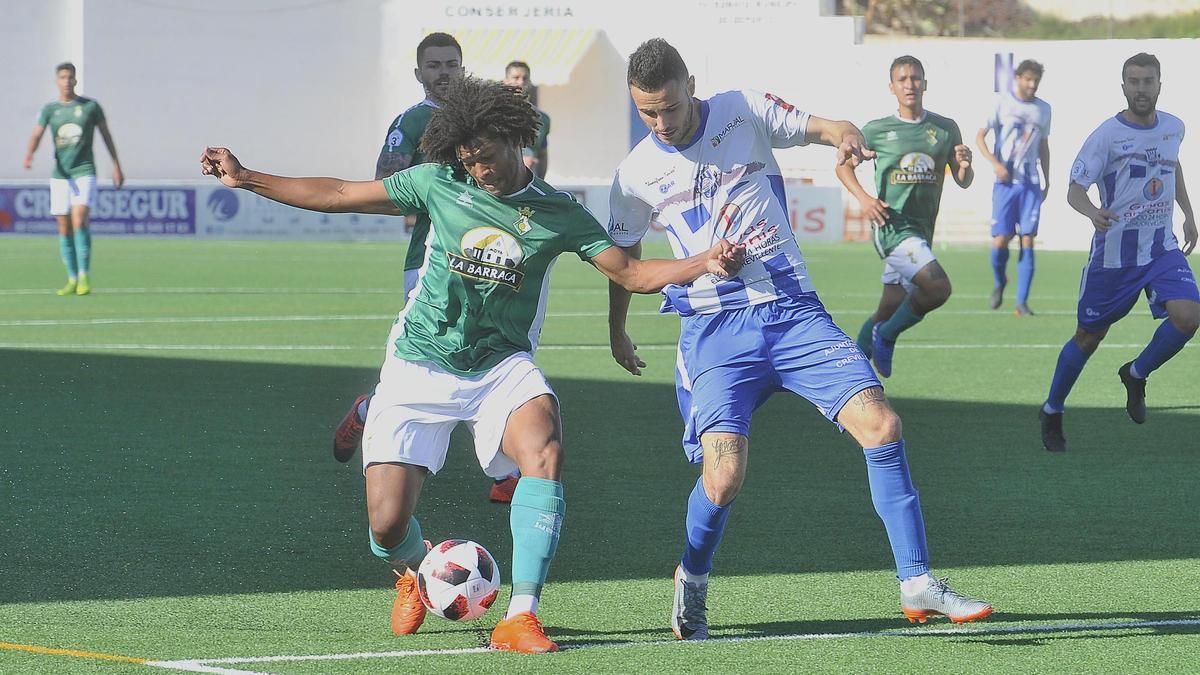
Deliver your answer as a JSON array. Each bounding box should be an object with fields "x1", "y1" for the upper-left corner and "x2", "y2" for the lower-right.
[
  {"x1": 510, "y1": 477, "x2": 565, "y2": 598},
  {"x1": 73, "y1": 227, "x2": 92, "y2": 275},
  {"x1": 368, "y1": 516, "x2": 426, "y2": 569},
  {"x1": 878, "y1": 295, "x2": 925, "y2": 342},
  {"x1": 856, "y1": 315, "x2": 876, "y2": 354},
  {"x1": 58, "y1": 234, "x2": 78, "y2": 278}
]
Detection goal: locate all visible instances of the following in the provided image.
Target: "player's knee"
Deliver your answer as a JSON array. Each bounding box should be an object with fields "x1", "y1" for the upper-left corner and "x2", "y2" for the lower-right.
[
  {"x1": 864, "y1": 408, "x2": 903, "y2": 446},
  {"x1": 1169, "y1": 306, "x2": 1200, "y2": 336},
  {"x1": 369, "y1": 515, "x2": 411, "y2": 550},
  {"x1": 703, "y1": 469, "x2": 744, "y2": 506},
  {"x1": 1073, "y1": 328, "x2": 1106, "y2": 354},
  {"x1": 514, "y1": 440, "x2": 563, "y2": 480}
]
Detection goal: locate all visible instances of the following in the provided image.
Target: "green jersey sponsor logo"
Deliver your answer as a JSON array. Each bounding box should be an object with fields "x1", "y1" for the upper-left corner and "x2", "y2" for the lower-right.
[
  {"x1": 890, "y1": 152, "x2": 938, "y2": 184},
  {"x1": 447, "y1": 227, "x2": 526, "y2": 290}
]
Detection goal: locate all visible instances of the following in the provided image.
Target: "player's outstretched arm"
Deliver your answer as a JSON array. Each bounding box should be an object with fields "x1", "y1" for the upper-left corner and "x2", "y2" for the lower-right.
[
  {"x1": 835, "y1": 160, "x2": 888, "y2": 227},
  {"x1": 805, "y1": 117, "x2": 874, "y2": 167},
  {"x1": 1067, "y1": 181, "x2": 1116, "y2": 232},
  {"x1": 1175, "y1": 162, "x2": 1196, "y2": 255},
  {"x1": 201, "y1": 147, "x2": 403, "y2": 216},
  {"x1": 607, "y1": 242, "x2": 645, "y2": 376},
  {"x1": 97, "y1": 119, "x2": 124, "y2": 188},
  {"x1": 23, "y1": 125, "x2": 45, "y2": 170},
  {"x1": 590, "y1": 240, "x2": 744, "y2": 295}
]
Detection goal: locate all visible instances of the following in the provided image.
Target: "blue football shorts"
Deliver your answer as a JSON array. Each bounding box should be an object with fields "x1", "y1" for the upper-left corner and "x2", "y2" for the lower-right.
[
  {"x1": 990, "y1": 181, "x2": 1043, "y2": 238},
  {"x1": 673, "y1": 293, "x2": 881, "y2": 463},
  {"x1": 1077, "y1": 249, "x2": 1200, "y2": 332}
]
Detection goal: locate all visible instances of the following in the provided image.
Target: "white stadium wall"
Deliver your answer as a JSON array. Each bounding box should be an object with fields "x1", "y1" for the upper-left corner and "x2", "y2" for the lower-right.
[{"x1": 2, "y1": 0, "x2": 1198, "y2": 251}]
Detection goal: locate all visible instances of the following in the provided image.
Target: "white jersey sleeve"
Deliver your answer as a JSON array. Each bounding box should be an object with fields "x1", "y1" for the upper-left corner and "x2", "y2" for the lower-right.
[
  {"x1": 744, "y1": 90, "x2": 810, "y2": 149},
  {"x1": 1069, "y1": 125, "x2": 1109, "y2": 189},
  {"x1": 607, "y1": 168, "x2": 654, "y2": 247}
]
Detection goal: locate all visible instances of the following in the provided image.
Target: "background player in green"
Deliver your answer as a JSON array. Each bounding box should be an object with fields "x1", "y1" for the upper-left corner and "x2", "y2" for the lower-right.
[
  {"x1": 23, "y1": 62, "x2": 124, "y2": 296},
  {"x1": 201, "y1": 76, "x2": 742, "y2": 653},
  {"x1": 503, "y1": 60, "x2": 551, "y2": 178},
  {"x1": 836, "y1": 55, "x2": 973, "y2": 378}
]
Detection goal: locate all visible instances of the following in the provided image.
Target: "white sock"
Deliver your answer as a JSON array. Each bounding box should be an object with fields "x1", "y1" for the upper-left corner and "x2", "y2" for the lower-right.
[
  {"x1": 900, "y1": 573, "x2": 932, "y2": 595},
  {"x1": 1042, "y1": 401, "x2": 1062, "y2": 415},
  {"x1": 1129, "y1": 362, "x2": 1144, "y2": 379},
  {"x1": 505, "y1": 594, "x2": 538, "y2": 618},
  {"x1": 678, "y1": 564, "x2": 709, "y2": 585}
]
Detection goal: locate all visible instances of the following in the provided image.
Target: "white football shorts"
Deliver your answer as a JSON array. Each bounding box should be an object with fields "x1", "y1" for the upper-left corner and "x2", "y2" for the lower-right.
[
  {"x1": 49, "y1": 175, "x2": 98, "y2": 216},
  {"x1": 362, "y1": 350, "x2": 555, "y2": 478},
  {"x1": 880, "y1": 236, "x2": 937, "y2": 291}
]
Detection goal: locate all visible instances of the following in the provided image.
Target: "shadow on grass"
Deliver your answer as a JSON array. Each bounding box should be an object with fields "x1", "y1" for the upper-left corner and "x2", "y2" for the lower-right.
[{"x1": 1, "y1": 349, "x2": 1198, "y2": 604}]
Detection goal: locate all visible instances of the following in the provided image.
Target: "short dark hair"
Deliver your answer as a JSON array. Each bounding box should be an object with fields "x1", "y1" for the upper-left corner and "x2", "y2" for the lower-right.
[
  {"x1": 420, "y1": 77, "x2": 539, "y2": 177},
  {"x1": 55, "y1": 62, "x2": 76, "y2": 76},
  {"x1": 505, "y1": 61, "x2": 530, "y2": 76},
  {"x1": 627, "y1": 38, "x2": 689, "y2": 91},
  {"x1": 1015, "y1": 59, "x2": 1044, "y2": 78},
  {"x1": 889, "y1": 55, "x2": 924, "y2": 79},
  {"x1": 1123, "y1": 52, "x2": 1160, "y2": 80},
  {"x1": 416, "y1": 32, "x2": 462, "y2": 66}
]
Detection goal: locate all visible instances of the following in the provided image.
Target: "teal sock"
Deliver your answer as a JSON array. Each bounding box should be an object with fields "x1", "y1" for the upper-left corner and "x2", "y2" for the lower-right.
[
  {"x1": 510, "y1": 477, "x2": 565, "y2": 598},
  {"x1": 878, "y1": 295, "x2": 925, "y2": 342},
  {"x1": 59, "y1": 234, "x2": 79, "y2": 279},
  {"x1": 856, "y1": 315, "x2": 876, "y2": 355},
  {"x1": 73, "y1": 227, "x2": 92, "y2": 275},
  {"x1": 368, "y1": 516, "x2": 426, "y2": 569}
]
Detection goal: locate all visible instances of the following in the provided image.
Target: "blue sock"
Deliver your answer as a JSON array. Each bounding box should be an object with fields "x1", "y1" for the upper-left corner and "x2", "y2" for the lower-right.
[
  {"x1": 991, "y1": 247, "x2": 1009, "y2": 288},
  {"x1": 510, "y1": 477, "x2": 565, "y2": 598},
  {"x1": 1046, "y1": 339, "x2": 1091, "y2": 412},
  {"x1": 355, "y1": 394, "x2": 372, "y2": 423},
  {"x1": 58, "y1": 234, "x2": 79, "y2": 279},
  {"x1": 1133, "y1": 320, "x2": 1193, "y2": 378},
  {"x1": 1016, "y1": 248, "x2": 1035, "y2": 306},
  {"x1": 73, "y1": 227, "x2": 92, "y2": 275},
  {"x1": 862, "y1": 440, "x2": 929, "y2": 580},
  {"x1": 369, "y1": 516, "x2": 427, "y2": 569},
  {"x1": 680, "y1": 476, "x2": 733, "y2": 576},
  {"x1": 856, "y1": 315, "x2": 876, "y2": 354},
  {"x1": 877, "y1": 296, "x2": 924, "y2": 343}
]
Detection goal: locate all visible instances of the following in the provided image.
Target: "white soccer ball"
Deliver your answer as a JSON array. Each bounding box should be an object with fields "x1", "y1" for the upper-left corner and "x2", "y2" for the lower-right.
[{"x1": 416, "y1": 539, "x2": 502, "y2": 621}]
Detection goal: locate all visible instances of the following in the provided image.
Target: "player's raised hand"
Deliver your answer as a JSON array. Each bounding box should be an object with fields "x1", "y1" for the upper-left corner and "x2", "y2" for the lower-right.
[
  {"x1": 1090, "y1": 208, "x2": 1118, "y2": 232},
  {"x1": 201, "y1": 147, "x2": 247, "y2": 188},
  {"x1": 837, "y1": 132, "x2": 875, "y2": 167},
  {"x1": 954, "y1": 144, "x2": 973, "y2": 170},
  {"x1": 706, "y1": 238, "x2": 746, "y2": 278},
  {"x1": 858, "y1": 196, "x2": 890, "y2": 227},
  {"x1": 609, "y1": 329, "x2": 645, "y2": 376},
  {"x1": 1182, "y1": 214, "x2": 1197, "y2": 255}
]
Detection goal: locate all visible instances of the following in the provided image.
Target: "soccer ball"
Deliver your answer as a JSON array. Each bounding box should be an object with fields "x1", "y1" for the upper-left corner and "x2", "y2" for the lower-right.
[{"x1": 416, "y1": 539, "x2": 501, "y2": 621}]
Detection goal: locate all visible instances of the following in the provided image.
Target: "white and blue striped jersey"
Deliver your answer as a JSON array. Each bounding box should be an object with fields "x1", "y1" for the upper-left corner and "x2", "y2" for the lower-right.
[
  {"x1": 608, "y1": 90, "x2": 813, "y2": 316},
  {"x1": 984, "y1": 92, "x2": 1051, "y2": 185},
  {"x1": 1070, "y1": 112, "x2": 1185, "y2": 269}
]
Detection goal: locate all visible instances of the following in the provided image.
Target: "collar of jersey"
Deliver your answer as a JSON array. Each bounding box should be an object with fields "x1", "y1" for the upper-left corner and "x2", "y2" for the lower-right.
[
  {"x1": 1115, "y1": 112, "x2": 1159, "y2": 130},
  {"x1": 652, "y1": 99, "x2": 711, "y2": 153},
  {"x1": 891, "y1": 111, "x2": 927, "y2": 124},
  {"x1": 420, "y1": 97, "x2": 441, "y2": 109}
]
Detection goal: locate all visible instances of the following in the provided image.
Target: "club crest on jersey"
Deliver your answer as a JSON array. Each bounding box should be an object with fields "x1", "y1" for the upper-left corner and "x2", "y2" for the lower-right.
[
  {"x1": 925, "y1": 127, "x2": 939, "y2": 145},
  {"x1": 447, "y1": 227, "x2": 525, "y2": 290},
  {"x1": 891, "y1": 153, "x2": 937, "y2": 184},
  {"x1": 513, "y1": 206, "x2": 535, "y2": 234},
  {"x1": 1144, "y1": 147, "x2": 1160, "y2": 164},
  {"x1": 1143, "y1": 177, "x2": 1164, "y2": 200},
  {"x1": 456, "y1": 191, "x2": 474, "y2": 207},
  {"x1": 695, "y1": 165, "x2": 721, "y2": 199}
]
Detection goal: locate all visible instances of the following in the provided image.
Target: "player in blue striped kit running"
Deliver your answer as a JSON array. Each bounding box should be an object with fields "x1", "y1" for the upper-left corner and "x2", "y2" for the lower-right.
[
  {"x1": 1040, "y1": 53, "x2": 1198, "y2": 453},
  {"x1": 606, "y1": 38, "x2": 993, "y2": 639}
]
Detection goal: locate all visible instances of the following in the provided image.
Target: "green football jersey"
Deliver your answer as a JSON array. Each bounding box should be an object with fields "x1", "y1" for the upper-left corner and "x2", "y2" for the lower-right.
[
  {"x1": 861, "y1": 111, "x2": 962, "y2": 256},
  {"x1": 380, "y1": 100, "x2": 438, "y2": 271},
  {"x1": 532, "y1": 109, "x2": 551, "y2": 153},
  {"x1": 37, "y1": 97, "x2": 105, "y2": 180},
  {"x1": 383, "y1": 164, "x2": 614, "y2": 376}
]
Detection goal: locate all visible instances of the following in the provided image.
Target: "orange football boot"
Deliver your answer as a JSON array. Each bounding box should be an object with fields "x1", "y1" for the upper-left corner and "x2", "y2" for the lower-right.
[
  {"x1": 489, "y1": 475, "x2": 519, "y2": 503},
  {"x1": 391, "y1": 568, "x2": 427, "y2": 635},
  {"x1": 490, "y1": 612, "x2": 558, "y2": 653}
]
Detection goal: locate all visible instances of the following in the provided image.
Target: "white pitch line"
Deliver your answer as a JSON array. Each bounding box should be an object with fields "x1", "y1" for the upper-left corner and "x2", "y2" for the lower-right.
[
  {"x1": 0, "y1": 342, "x2": 1189, "y2": 352},
  {"x1": 144, "y1": 617, "x2": 1200, "y2": 673}
]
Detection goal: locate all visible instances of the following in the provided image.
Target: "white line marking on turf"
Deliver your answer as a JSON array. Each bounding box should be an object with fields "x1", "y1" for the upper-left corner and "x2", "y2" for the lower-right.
[
  {"x1": 0, "y1": 342, "x2": 1190, "y2": 352},
  {"x1": 144, "y1": 618, "x2": 1200, "y2": 673}
]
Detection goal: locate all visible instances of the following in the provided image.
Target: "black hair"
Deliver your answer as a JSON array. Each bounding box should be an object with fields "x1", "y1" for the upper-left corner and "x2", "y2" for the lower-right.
[
  {"x1": 889, "y1": 55, "x2": 924, "y2": 79},
  {"x1": 416, "y1": 32, "x2": 462, "y2": 66},
  {"x1": 55, "y1": 62, "x2": 76, "y2": 76},
  {"x1": 505, "y1": 60, "x2": 531, "y2": 75},
  {"x1": 1015, "y1": 59, "x2": 1044, "y2": 78},
  {"x1": 1123, "y1": 52, "x2": 1160, "y2": 80},
  {"x1": 627, "y1": 38, "x2": 688, "y2": 91},
  {"x1": 420, "y1": 77, "x2": 539, "y2": 176}
]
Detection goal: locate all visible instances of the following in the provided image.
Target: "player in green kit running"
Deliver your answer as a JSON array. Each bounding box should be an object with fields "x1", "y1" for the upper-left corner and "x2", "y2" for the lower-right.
[
  {"x1": 201, "y1": 76, "x2": 742, "y2": 653},
  {"x1": 23, "y1": 62, "x2": 124, "y2": 296},
  {"x1": 836, "y1": 55, "x2": 974, "y2": 377}
]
